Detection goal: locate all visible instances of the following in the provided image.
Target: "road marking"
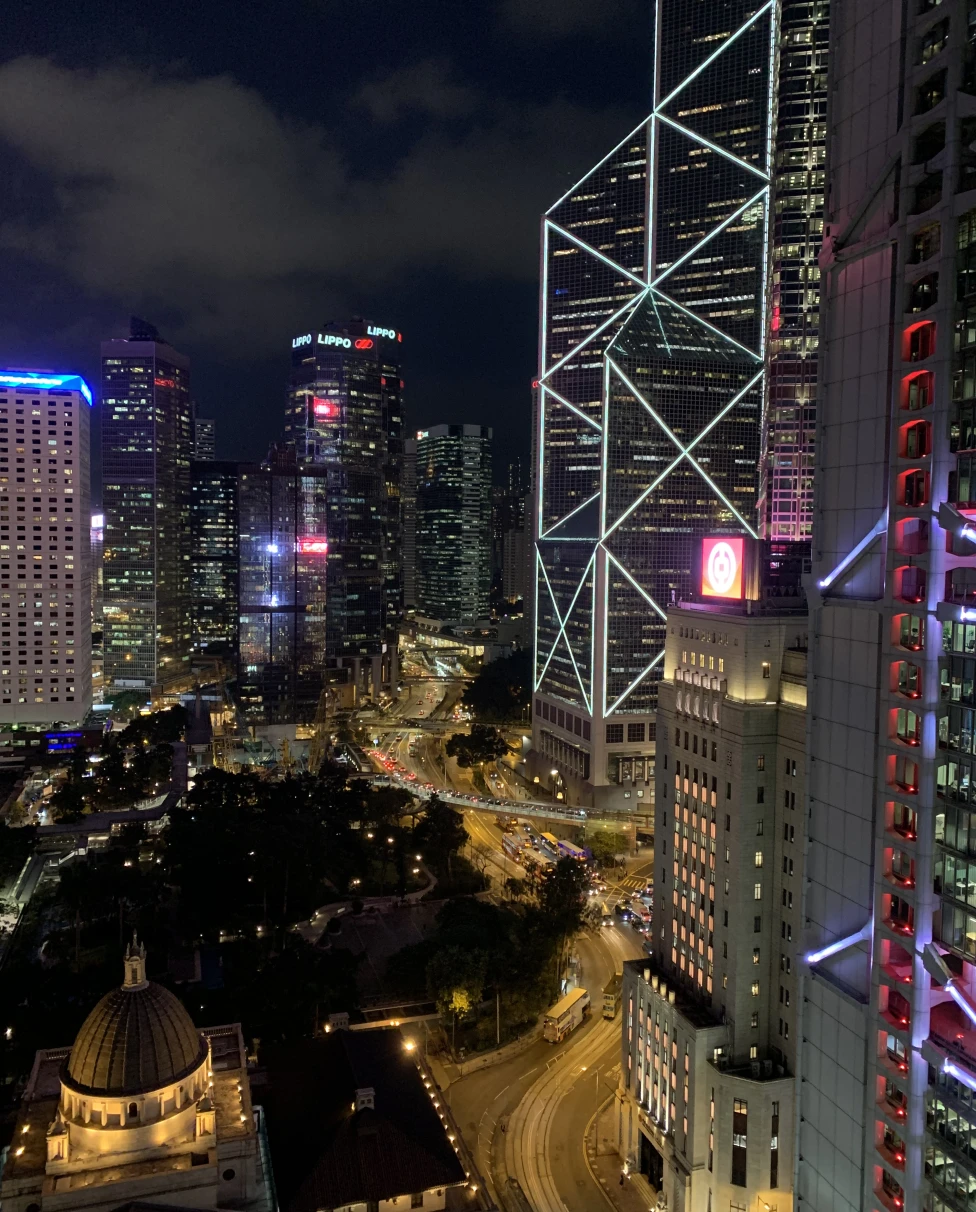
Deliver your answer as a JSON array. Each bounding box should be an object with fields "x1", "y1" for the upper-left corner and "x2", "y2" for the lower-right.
[{"x1": 492, "y1": 1083, "x2": 510, "y2": 1102}]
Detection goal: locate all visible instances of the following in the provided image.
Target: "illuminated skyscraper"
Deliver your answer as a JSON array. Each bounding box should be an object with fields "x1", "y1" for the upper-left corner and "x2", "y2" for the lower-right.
[
  {"x1": 0, "y1": 371, "x2": 92, "y2": 722},
  {"x1": 237, "y1": 451, "x2": 329, "y2": 724},
  {"x1": 415, "y1": 424, "x2": 492, "y2": 623},
  {"x1": 190, "y1": 460, "x2": 239, "y2": 652},
  {"x1": 285, "y1": 320, "x2": 403, "y2": 693},
  {"x1": 760, "y1": 1, "x2": 828, "y2": 542},
  {"x1": 799, "y1": 5, "x2": 976, "y2": 1211},
  {"x1": 101, "y1": 318, "x2": 193, "y2": 688},
  {"x1": 530, "y1": 1, "x2": 775, "y2": 809}
]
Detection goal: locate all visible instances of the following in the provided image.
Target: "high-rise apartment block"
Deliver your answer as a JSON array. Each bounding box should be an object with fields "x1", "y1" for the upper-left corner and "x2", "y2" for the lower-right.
[
  {"x1": 529, "y1": 0, "x2": 775, "y2": 809},
  {"x1": 621, "y1": 587, "x2": 807, "y2": 1208},
  {"x1": 799, "y1": 4, "x2": 976, "y2": 1210},
  {"x1": 0, "y1": 371, "x2": 92, "y2": 722},
  {"x1": 190, "y1": 460, "x2": 239, "y2": 653},
  {"x1": 285, "y1": 320, "x2": 403, "y2": 689},
  {"x1": 415, "y1": 424, "x2": 492, "y2": 623},
  {"x1": 101, "y1": 318, "x2": 193, "y2": 689}
]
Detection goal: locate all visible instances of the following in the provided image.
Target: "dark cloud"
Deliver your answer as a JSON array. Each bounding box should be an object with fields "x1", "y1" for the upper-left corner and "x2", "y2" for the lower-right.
[
  {"x1": 498, "y1": 0, "x2": 641, "y2": 35},
  {"x1": 354, "y1": 58, "x2": 476, "y2": 121},
  {"x1": 0, "y1": 56, "x2": 625, "y2": 351}
]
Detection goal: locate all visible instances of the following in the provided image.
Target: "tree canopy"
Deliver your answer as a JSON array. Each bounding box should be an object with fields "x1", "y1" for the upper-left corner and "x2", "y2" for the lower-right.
[
  {"x1": 445, "y1": 724, "x2": 508, "y2": 768},
  {"x1": 460, "y1": 650, "x2": 531, "y2": 721}
]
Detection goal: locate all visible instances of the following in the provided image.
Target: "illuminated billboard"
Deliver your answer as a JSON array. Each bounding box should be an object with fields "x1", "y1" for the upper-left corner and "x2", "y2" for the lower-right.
[
  {"x1": 312, "y1": 397, "x2": 339, "y2": 419},
  {"x1": 298, "y1": 538, "x2": 329, "y2": 554},
  {"x1": 701, "y1": 536, "x2": 745, "y2": 599}
]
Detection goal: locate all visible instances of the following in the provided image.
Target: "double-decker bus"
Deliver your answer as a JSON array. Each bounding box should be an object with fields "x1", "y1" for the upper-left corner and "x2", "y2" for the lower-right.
[
  {"x1": 543, "y1": 987, "x2": 590, "y2": 1042},
  {"x1": 603, "y1": 973, "x2": 622, "y2": 1019}
]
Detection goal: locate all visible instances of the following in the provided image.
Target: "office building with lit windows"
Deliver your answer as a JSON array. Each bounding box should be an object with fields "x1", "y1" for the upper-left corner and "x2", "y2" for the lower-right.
[
  {"x1": 759, "y1": 1, "x2": 828, "y2": 543},
  {"x1": 190, "y1": 460, "x2": 239, "y2": 653},
  {"x1": 101, "y1": 318, "x2": 193, "y2": 689},
  {"x1": 617, "y1": 592, "x2": 807, "y2": 1208},
  {"x1": 237, "y1": 451, "x2": 330, "y2": 724},
  {"x1": 415, "y1": 424, "x2": 492, "y2": 623},
  {"x1": 285, "y1": 320, "x2": 403, "y2": 694},
  {"x1": 194, "y1": 415, "x2": 216, "y2": 460},
  {"x1": 797, "y1": 4, "x2": 976, "y2": 1211},
  {"x1": 0, "y1": 371, "x2": 92, "y2": 723},
  {"x1": 529, "y1": 0, "x2": 776, "y2": 810}
]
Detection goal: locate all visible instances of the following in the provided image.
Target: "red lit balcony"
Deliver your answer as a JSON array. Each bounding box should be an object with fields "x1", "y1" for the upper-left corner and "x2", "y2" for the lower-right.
[
  {"x1": 889, "y1": 801, "x2": 918, "y2": 841},
  {"x1": 896, "y1": 564, "x2": 926, "y2": 603},
  {"x1": 889, "y1": 755, "x2": 919, "y2": 796},
  {"x1": 893, "y1": 660, "x2": 922, "y2": 698},
  {"x1": 892, "y1": 707, "x2": 921, "y2": 746},
  {"x1": 895, "y1": 517, "x2": 929, "y2": 556},
  {"x1": 899, "y1": 469, "x2": 928, "y2": 509},
  {"x1": 882, "y1": 989, "x2": 912, "y2": 1033},
  {"x1": 877, "y1": 1169, "x2": 906, "y2": 1212},
  {"x1": 887, "y1": 851, "x2": 916, "y2": 892},
  {"x1": 880, "y1": 1078, "x2": 909, "y2": 1125},
  {"x1": 894, "y1": 613, "x2": 924, "y2": 651},
  {"x1": 885, "y1": 894, "x2": 915, "y2": 938},
  {"x1": 880, "y1": 1126, "x2": 907, "y2": 1170},
  {"x1": 902, "y1": 368, "x2": 933, "y2": 410},
  {"x1": 899, "y1": 420, "x2": 930, "y2": 458},
  {"x1": 903, "y1": 319, "x2": 936, "y2": 362}
]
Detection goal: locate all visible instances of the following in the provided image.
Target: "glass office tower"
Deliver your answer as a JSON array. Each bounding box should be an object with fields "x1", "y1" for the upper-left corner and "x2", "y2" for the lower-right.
[
  {"x1": 530, "y1": 0, "x2": 775, "y2": 809},
  {"x1": 285, "y1": 320, "x2": 403, "y2": 690},
  {"x1": 190, "y1": 460, "x2": 239, "y2": 653},
  {"x1": 415, "y1": 424, "x2": 492, "y2": 623},
  {"x1": 237, "y1": 452, "x2": 329, "y2": 724},
  {"x1": 759, "y1": 1, "x2": 827, "y2": 543},
  {"x1": 101, "y1": 318, "x2": 193, "y2": 688}
]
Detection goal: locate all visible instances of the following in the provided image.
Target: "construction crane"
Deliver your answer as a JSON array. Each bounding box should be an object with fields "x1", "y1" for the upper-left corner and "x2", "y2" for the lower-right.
[{"x1": 307, "y1": 685, "x2": 337, "y2": 773}]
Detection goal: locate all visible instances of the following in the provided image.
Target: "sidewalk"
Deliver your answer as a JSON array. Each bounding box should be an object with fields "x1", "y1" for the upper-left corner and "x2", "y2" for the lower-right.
[{"x1": 585, "y1": 1096, "x2": 655, "y2": 1212}]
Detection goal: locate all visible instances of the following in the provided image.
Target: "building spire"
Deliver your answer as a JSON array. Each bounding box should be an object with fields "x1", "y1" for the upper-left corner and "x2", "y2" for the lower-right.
[{"x1": 123, "y1": 933, "x2": 148, "y2": 990}]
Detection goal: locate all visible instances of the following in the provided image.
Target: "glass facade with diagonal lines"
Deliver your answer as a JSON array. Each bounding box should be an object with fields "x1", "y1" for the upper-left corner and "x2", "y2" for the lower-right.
[{"x1": 530, "y1": 0, "x2": 775, "y2": 810}]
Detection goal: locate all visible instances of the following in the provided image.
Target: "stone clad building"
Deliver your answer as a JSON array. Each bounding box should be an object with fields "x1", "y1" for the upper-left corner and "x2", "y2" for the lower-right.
[{"x1": 0, "y1": 940, "x2": 268, "y2": 1212}]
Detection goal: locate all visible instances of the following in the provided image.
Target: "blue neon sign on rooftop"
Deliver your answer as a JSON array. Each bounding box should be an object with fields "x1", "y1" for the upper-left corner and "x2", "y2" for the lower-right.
[{"x1": 0, "y1": 370, "x2": 93, "y2": 405}]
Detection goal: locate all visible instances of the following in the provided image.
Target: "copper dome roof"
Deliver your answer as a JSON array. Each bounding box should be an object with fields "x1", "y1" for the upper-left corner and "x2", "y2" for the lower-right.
[{"x1": 63, "y1": 943, "x2": 207, "y2": 1097}]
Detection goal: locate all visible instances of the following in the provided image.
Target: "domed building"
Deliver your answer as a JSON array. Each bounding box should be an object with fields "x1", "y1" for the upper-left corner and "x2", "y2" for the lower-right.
[{"x1": 0, "y1": 941, "x2": 269, "y2": 1212}]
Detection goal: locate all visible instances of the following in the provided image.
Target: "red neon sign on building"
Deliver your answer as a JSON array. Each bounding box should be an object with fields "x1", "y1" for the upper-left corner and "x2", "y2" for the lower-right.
[
  {"x1": 298, "y1": 538, "x2": 329, "y2": 555},
  {"x1": 312, "y1": 398, "x2": 338, "y2": 418}
]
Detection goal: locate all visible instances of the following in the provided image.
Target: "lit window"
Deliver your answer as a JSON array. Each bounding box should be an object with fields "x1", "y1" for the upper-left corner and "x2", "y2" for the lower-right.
[
  {"x1": 754, "y1": 883, "x2": 762, "y2": 900},
  {"x1": 755, "y1": 851, "x2": 763, "y2": 868},
  {"x1": 751, "y1": 982, "x2": 760, "y2": 996}
]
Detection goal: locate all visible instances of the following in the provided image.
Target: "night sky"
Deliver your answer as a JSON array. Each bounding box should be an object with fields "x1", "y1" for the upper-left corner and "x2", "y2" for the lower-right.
[{"x1": 0, "y1": 0, "x2": 649, "y2": 482}]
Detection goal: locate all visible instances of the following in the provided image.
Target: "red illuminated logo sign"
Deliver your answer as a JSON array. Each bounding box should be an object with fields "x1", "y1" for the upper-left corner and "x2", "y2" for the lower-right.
[
  {"x1": 312, "y1": 398, "x2": 338, "y2": 418},
  {"x1": 298, "y1": 539, "x2": 329, "y2": 554},
  {"x1": 354, "y1": 338, "x2": 374, "y2": 350},
  {"x1": 701, "y1": 536, "x2": 744, "y2": 599}
]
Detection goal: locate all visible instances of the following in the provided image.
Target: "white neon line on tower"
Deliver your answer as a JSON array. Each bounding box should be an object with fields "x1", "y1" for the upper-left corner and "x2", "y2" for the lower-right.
[
  {"x1": 648, "y1": 286, "x2": 762, "y2": 362},
  {"x1": 534, "y1": 553, "x2": 594, "y2": 697},
  {"x1": 606, "y1": 357, "x2": 759, "y2": 538},
  {"x1": 542, "y1": 384, "x2": 602, "y2": 432},
  {"x1": 601, "y1": 368, "x2": 763, "y2": 542},
  {"x1": 601, "y1": 544, "x2": 611, "y2": 719},
  {"x1": 600, "y1": 356, "x2": 611, "y2": 538},
  {"x1": 545, "y1": 220, "x2": 647, "y2": 289},
  {"x1": 654, "y1": 114, "x2": 769, "y2": 183},
  {"x1": 652, "y1": 187, "x2": 770, "y2": 289},
  {"x1": 546, "y1": 115, "x2": 654, "y2": 217},
  {"x1": 539, "y1": 291, "x2": 647, "y2": 385},
  {"x1": 817, "y1": 508, "x2": 889, "y2": 590},
  {"x1": 541, "y1": 491, "x2": 601, "y2": 539},
  {"x1": 654, "y1": 0, "x2": 774, "y2": 113},
  {"x1": 605, "y1": 549, "x2": 667, "y2": 618},
  {"x1": 606, "y1": 649, "x2": 666, "y2": 718}
]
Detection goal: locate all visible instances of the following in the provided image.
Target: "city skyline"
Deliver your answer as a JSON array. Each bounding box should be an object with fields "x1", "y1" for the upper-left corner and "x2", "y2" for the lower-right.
[{"x1": 0, "y1": 4, "x2": 654, "y2": 480}]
